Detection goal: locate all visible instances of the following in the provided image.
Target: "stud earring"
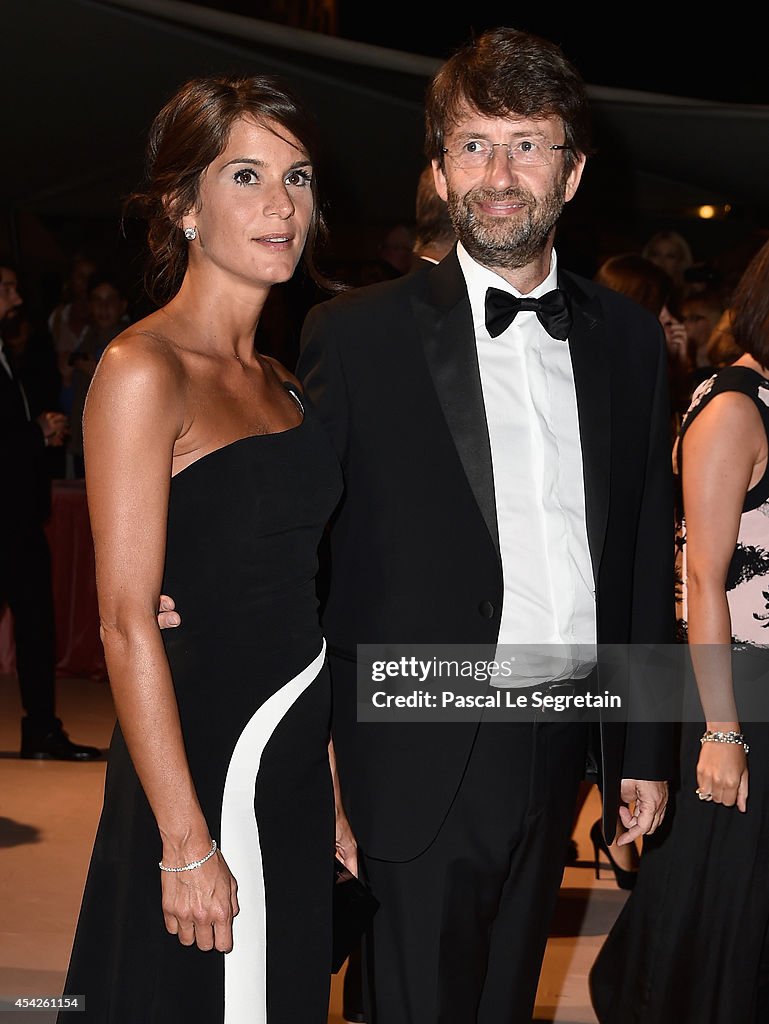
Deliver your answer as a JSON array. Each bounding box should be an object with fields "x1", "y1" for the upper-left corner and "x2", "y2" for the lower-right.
[{"x1": 184, "y1": 226, "x2": 197, "y2": 241}]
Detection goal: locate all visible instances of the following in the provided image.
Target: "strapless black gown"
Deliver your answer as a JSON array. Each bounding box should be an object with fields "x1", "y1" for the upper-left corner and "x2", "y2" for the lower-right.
[{"x1": 59, "y1": 392, "x2": 343, "y2": 1023}]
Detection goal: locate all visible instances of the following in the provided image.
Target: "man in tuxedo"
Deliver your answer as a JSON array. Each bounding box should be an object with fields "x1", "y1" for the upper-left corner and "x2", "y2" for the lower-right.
[
  {"x1": 296, "y1": 28, "x2": 675, "y2": 1023},
  {"x1": 0, "y1": 264, "x2": 101, "y2": 760}
]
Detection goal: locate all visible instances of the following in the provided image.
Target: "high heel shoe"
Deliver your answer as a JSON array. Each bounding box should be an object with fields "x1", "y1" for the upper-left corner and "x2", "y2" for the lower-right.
[{"x1": 590, "y1": 820, "x2": 638, "y2": 891}]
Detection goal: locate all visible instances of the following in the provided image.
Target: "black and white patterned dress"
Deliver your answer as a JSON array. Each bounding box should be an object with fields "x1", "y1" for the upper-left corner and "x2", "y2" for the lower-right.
[
  {"x1": 675, "y1": 365, "x2": 769, "y2": 645},
  {"x1": 591, "y1": 365, "x2": 769, "y2": 1024}
]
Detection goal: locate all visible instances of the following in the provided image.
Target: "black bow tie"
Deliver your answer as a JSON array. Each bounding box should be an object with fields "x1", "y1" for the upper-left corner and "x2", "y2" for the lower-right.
[{"x1": 484, "y1": 286, "x2": 572, "y2": 341}]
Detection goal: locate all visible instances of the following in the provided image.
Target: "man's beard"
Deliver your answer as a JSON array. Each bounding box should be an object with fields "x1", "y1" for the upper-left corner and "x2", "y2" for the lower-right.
[{"x1": 446, "y1": 176, "x2": 567, "y2": 270}]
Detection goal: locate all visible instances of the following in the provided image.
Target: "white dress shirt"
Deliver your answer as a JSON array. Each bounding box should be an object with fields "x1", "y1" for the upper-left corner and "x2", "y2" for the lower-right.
[{"x1": 457, "y1": 243, "x2": 596, "y2": 685}]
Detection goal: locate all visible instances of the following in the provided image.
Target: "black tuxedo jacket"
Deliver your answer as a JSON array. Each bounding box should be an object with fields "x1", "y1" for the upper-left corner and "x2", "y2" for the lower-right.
[
  {"x1": 298, "y1": 249, "x2": 676, "y2": 861},
  {"x1": 0, "y1": 352, "x2": 50, "y2": 530}
]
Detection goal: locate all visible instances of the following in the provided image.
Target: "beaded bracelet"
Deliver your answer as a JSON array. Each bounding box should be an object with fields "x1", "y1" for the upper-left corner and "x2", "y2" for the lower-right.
[
  {"x1": 700, "y1": 730, "x2": 750, "y2": 755},
  {"x1": 159, "y1": 839, "x2": 217, "y2": 873}
]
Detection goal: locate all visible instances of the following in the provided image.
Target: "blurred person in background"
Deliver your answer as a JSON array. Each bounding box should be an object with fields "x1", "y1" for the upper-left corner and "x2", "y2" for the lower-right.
[
  {"x1": 0, "y1": 263, "x2": 101, "y2": 761},
  {"x1": 706, "y1": 306, "x2": 743, "y2": 368},
  {"x1": 680, "y1": 284, "x2": 730, "y2": 378},
  {"x1": 410, "y1": 164, "x2": 457, "y2": 267},
  {"x1": 1, "y1": 299, "x2": 64, "y2": 478},
  {"x1": 376, "y1": 221, "x2": 416, "y2": 275},
  {"x1": 594, "y1": 251, "x2": 690, "y2": 439},
  {"x1": 642, "y1": 228, "x2": 694, "y2": 293},
  {"x1": 352, "y1": 221, "x2": 416, "y2": 285},
  {"x1": 66, "y1": 269, "x2": 131, "y2": 477},
  {"x1": 48, "y1": 254, "x2": 97, "y2": 410}
]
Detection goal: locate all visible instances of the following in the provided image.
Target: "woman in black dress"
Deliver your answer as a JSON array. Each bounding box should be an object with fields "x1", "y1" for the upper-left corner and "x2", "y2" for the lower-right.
[
  {"x1": 58, "y1": 74, "x2": 355, "y2": 1023},
  {"x1": 590, "y1": 239, "x2": 769, "y2": 1023}
]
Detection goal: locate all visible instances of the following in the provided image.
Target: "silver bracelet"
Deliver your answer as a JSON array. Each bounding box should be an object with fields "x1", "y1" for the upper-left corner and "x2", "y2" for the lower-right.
[
  {"x1": 700, "y1": 730, "x2": 750, "y2": 755},
  {"x1": 159, "y1": 839, "x2": 217, "y2": 873}
]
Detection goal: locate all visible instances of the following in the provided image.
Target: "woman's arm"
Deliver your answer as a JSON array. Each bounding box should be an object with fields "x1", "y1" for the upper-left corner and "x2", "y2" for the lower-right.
[
  {"x1": 83, "y1": 334, "x2": 239, "y2": 949},
  {"x1": 681, "y1": 391, "x2": 761, "y2": 812}
]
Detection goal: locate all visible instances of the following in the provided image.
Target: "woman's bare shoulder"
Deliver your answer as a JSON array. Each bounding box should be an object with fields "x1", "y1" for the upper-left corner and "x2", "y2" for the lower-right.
[
  {"x1": 94, "y1": 316, "x2": 186, "y2": 391},
  {"x1": 688, "y1": 388, "x2": 762, "y2": 435},
  {"x1": 86, "y1": 317, "x2": 189, "y2": 446},
  {"x1": 682, "y1": 389, "x2": 765, "y2": 476}
]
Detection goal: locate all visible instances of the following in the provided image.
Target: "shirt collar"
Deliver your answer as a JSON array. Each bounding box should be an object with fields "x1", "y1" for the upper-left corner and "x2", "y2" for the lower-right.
[{"x1": 457, "y1": 242, "x2": 559, "y2": 338}]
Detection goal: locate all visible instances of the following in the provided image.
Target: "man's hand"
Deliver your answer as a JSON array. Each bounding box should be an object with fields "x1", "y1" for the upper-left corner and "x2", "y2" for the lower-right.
[
  {"x1": 36, "y1": 410, "x2": 68, "y2": 447},
  {"x1": 616, "y1": 778, "x2": 668, "y2": 845},
  {"x1": 157, "y1": 594, "x2": 180, "y2": 629}
]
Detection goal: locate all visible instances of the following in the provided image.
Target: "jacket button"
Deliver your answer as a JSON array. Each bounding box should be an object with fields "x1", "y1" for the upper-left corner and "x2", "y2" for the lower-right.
[{"x1": 478, "y1": 600, "x2": 495, "y2": 618}]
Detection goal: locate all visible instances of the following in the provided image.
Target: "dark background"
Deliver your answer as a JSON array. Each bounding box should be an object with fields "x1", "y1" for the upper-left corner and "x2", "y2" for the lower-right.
[
  {"x1": 4, "y1": 1, "x2": 768, "y2": 329},
  {"x1": 198, "y1": 2, "x2": 769, "y2": 104}
]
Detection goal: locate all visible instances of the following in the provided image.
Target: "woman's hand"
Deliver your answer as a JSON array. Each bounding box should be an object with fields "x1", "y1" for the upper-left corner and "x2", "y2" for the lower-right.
[
  {"x1": 328, "y1": 737, "x2": 358, "y2": 876},
  {"x1": 660, "y1": 305, "x2": 689, "y2": 366},
  {"x1": 161, "y1": 846, "x2": 239, "y2": 952},
  {"x1": 696, "y1": 742, "x2": 748, "y2": 812},
  {"x1": 335, "y1": 810, "x2": 358, "y2": 878}
]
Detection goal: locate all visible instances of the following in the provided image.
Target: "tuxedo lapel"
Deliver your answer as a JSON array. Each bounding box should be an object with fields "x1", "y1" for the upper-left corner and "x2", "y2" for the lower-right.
[
  {"x1": 560, "y1": 272, "x2": 611, "y2": 585},
  {"x1": 0, "y1": 345, "x2": 30, "y2": 421},
  {"x1": 411, "y1": 258, "x2": 612, "y2": 572},
  {"x1": 413, "y1": 254, "x2": 500, "y2": 558}
]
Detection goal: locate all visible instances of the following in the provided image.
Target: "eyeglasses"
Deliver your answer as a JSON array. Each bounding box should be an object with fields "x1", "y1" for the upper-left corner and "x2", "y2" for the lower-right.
[{"x1": 442, "y1": 139, "x2": 571, "y2": 170}]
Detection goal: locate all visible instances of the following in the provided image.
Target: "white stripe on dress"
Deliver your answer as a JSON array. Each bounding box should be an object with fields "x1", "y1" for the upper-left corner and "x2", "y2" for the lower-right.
[{"x1": 221, "y1": 640, "x2": 326, "y2": 1023}]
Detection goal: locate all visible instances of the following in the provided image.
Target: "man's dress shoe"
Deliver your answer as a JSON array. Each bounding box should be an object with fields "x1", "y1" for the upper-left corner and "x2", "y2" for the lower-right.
[{"x1": 20, "y1": 717, "x2": 103, "y2": 761}]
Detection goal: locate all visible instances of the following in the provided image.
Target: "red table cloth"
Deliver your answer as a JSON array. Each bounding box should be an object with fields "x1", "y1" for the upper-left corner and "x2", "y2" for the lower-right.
[{"x1": 0, "y1": 479, "x2": 107, "y2": 680}]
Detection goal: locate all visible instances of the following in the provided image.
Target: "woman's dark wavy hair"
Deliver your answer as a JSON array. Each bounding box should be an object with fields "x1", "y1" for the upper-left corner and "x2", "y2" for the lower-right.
[
  {"x1": 730, "y1": 237, "x2": 769, "y2": 368},
  {"x1": 126, "y1": 73, "x2": 336, "y2": 306},
  {"x1": 424, "y1": 27, "x2": 594, "y2": 177}
]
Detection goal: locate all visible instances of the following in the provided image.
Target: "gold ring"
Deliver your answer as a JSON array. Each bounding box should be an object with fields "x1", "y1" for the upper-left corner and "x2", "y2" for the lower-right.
[{"x1": 696, "y1": 789, "x2": 713, "y2": 801}]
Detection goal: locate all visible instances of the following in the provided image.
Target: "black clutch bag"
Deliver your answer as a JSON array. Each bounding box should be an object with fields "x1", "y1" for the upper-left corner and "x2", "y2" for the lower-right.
[{"x1": 332, "y1": 858, "x2": 380, "y2": 974}]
